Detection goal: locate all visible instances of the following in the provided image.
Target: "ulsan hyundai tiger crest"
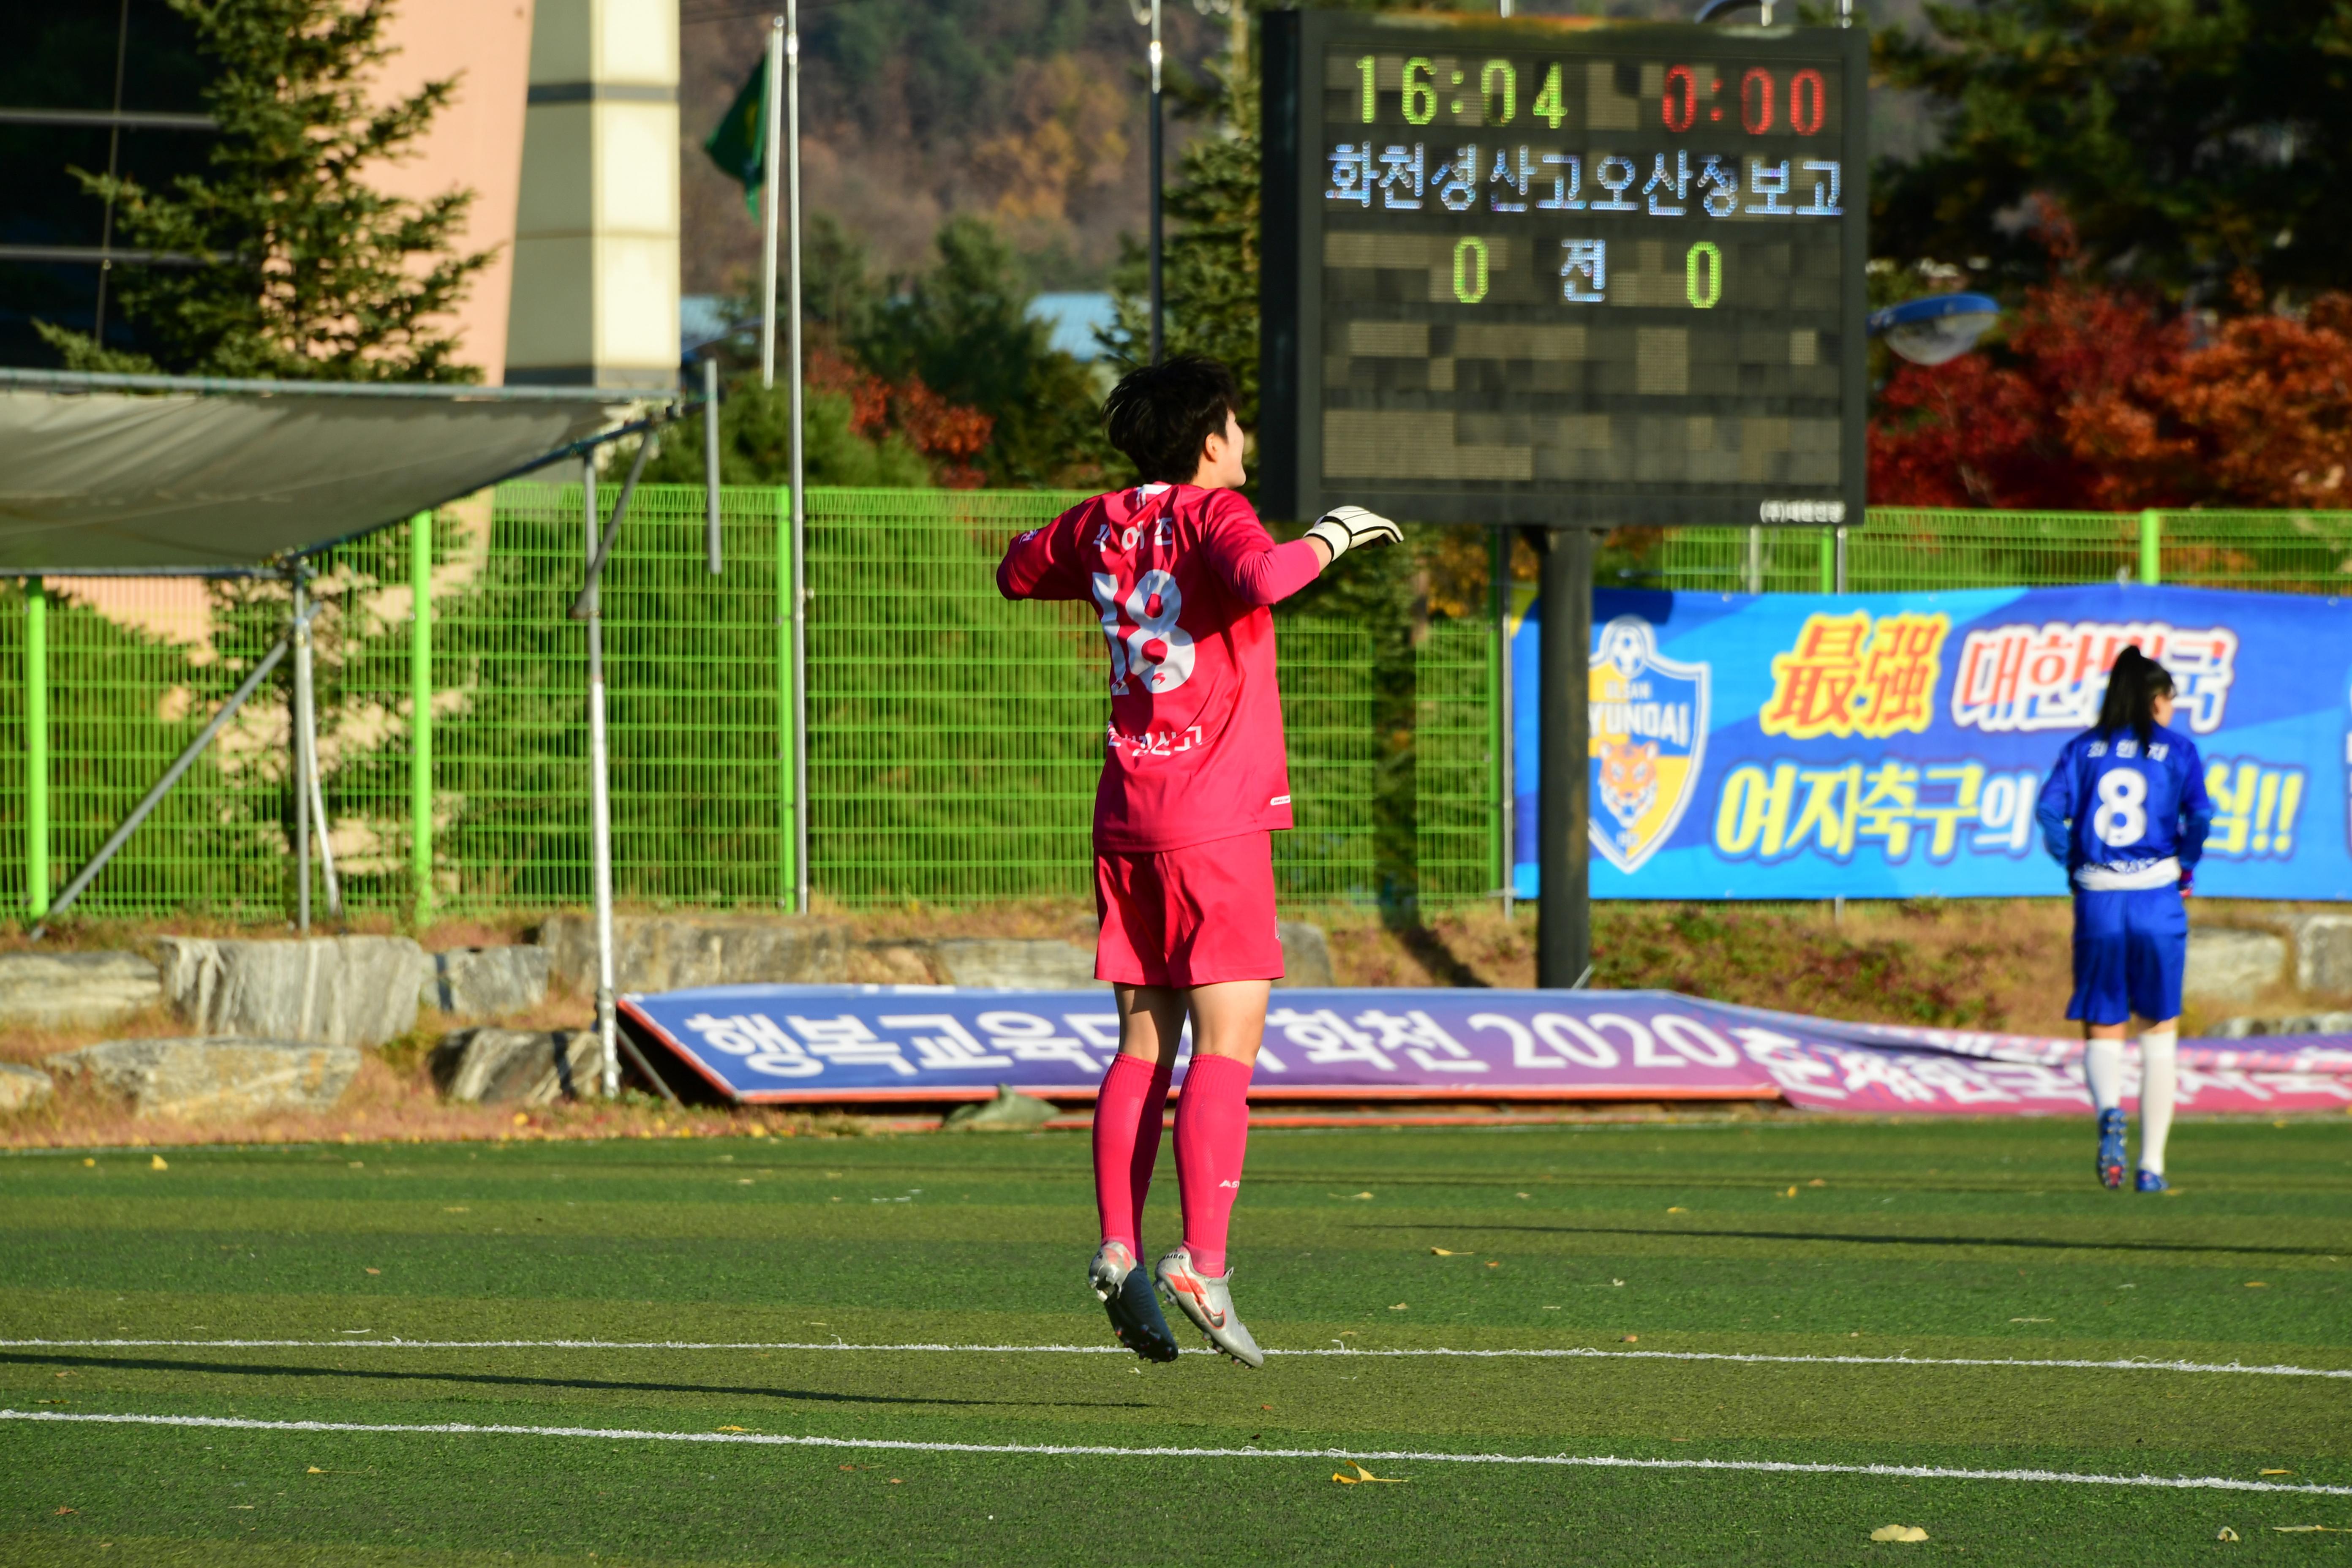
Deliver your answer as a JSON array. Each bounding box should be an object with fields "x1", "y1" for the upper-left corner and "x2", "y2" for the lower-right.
[{"x1": 1589, "y1": 615, "x2": 1710, "y2": 875}]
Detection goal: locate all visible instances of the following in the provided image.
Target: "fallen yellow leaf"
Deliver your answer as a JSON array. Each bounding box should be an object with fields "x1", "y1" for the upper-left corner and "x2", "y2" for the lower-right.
[
  {"x1": 1869, "y1": 1525, "x2": 1928, "y2": 1542},
  {"x1": 511, "y1": 1112, "x2": 529, "y2": 1126},
  {"x1": 2216, "y1": 1526, "x2": 2239, "y2": 1541},
  {"x1": 1331, "y1": 1462, "x2": 1406, "y2": 1484},
  {"x1": 1780, "y1": 1185, "x2": 1798, "y2": 1198},
  {"x1": 1430, "y1": 1248, "x2": 1462, "y2": 1256},
  {"x1": 82, "y1": 1159, "x2": 94, "y2": 1168},
  {"x1": 149, "y1": 1156, "x2": 168, "y2": 1171},
  {"x1": 1808, "y1": 1179, "x2": 1826, "y2": 1187},
  {"x1": 716, "y1": 1426, "x2": 747, "y2": 1433},
  {"x1": 2246, "y1": 1282, "x2": 2269, "y2": 1288},
  {"x1": 1389, "y1": 1302, "x2": 1409, "y2": 1311},
  {"x1": 307, "y1": 1467, "x2": 323, "y2": 1474},
  {"x1": 2261, "y1": 1468, "x2": 2294, "y2": 1475},
  {"x1": 2273, "y1": 1524, "x2": 2340, "y2": 1533},
  {"x1": 1667, "y1": 1206, "x2": 1688, "y2": 1213},
  {"x1": 1621, "y1": 1334, "x2": 1639, "y2": 1343}
]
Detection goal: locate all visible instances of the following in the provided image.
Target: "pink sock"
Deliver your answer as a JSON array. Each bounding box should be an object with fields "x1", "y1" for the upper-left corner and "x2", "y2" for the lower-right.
[
  {"x1": 1174, "y1": 1053, "x2": 1254, "y2": 1276},
  {"x1": 1092, "y1": 1052, "x2": 1171, "y2": 1254}
]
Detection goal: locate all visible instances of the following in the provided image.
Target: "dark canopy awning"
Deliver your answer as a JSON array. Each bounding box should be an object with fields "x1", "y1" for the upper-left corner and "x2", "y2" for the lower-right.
[{"x1": 0, "y1": 368, "x2": 665, "y2": 573}]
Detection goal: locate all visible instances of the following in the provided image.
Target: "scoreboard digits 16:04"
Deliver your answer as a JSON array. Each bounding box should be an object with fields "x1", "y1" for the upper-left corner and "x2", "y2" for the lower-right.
[{"x1": 1260, "y1": 13, "x2": 1869, "y2": 529}]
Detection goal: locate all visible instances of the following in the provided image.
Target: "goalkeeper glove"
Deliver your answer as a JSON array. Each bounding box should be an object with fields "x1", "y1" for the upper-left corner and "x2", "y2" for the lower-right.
[{"x1": 1307, "y1": 505, "x2": 1402, "y2": 564}]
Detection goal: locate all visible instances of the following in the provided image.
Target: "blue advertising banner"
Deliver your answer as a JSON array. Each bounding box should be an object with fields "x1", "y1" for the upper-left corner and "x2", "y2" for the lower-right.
[
  {"x1": 1511, "y1": 584, "x2": 2351, "y2": 899},
  {"x1": 619, "y1": 983, "x2": 2352, "y2": 1115}
]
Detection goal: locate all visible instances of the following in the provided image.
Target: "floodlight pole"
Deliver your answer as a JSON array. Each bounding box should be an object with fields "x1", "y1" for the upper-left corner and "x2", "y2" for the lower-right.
[
  {"x1": 1537, "y1": 526, "x2": 1592, "y2": 990},
  {"x1": 758, "y1": 16, "x2": 784, "y2": 389},
  {"x1": 583, "y1": 455, "x2": 618, "y2": 1099},
  {"x1": 787, "y1": 0, "x2": 810, "y2": 917},
  {"x1": 1147, "y1": 0, "x2": 1164, "y2": 364}
]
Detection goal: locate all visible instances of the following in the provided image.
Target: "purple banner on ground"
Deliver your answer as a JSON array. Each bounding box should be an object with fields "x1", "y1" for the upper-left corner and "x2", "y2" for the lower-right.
[{"x1": 621, "y1": 985, "x2": 2352, "y2": 1115}]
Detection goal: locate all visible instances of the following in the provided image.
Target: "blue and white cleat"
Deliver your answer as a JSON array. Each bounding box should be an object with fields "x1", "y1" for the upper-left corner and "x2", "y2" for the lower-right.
[
  {"x1": 1089, "y1": 1242, "x2": 1179, "y2": 1363},
  {"x1": 2096, "y1": 1108, "x2": 2128, "y2": 1190},
  {"x1": 1154, "y1": 1245, "x2": 1265, "y2": 1369},
  {"x1": 2135, "y1": 1168, "x2": 2170, "y2": 1193}
]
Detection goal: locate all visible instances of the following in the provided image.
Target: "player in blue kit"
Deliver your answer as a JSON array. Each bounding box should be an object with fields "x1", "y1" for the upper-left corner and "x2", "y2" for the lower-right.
[{"x1": 2035, "y1": 646, "x2": 2214, "y2": 1192}]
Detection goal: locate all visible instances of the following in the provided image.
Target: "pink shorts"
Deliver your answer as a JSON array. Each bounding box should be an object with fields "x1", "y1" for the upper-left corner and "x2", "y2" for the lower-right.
[{"x1": 1094, "y1": 831, "x2": 1284, "y2": 988}]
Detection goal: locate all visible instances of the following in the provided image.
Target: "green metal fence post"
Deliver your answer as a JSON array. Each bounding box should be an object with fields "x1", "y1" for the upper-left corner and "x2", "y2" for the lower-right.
[
  {"x1": 408, "y1": 512, "x2": 433, "y2": 926},
  {"x1": 2140, "y1": 509, "x2": 2162, "y2": 585},
  {"x1": 24, "y1": 578, "x2": 49, "y2": 919},
  {"x1": 1818, "y1": 527, "x2": 1835, "y2": 593},
  {"x1": 1488, "y1": 530, "x2": 1506, "y2": 897},
  {"x1": 776, "y1": 486, "x2": 796, "y2": 904}
]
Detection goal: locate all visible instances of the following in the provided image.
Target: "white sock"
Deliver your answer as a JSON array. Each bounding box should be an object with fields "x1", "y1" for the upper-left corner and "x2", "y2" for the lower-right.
[
  {"x1": 2138, "y1": 1029, "x2": 2178, "y2": 1175},
  {"x1": 2084, "y1": 1037, "x2": 2125, "y2": 1115}
]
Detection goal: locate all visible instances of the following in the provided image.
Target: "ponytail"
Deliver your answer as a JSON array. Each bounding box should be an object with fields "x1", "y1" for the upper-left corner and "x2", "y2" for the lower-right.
[{"x1": 2096, "y1": 645, "x2": 2175, "y2": 748}]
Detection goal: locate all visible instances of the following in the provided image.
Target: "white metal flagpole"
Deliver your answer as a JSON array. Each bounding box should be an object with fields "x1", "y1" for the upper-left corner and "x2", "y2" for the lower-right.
[
  {"x1": 759, "y1": 16, "x2": 784, "y2": 389},
  {"x1": 787, "y1": 0, "x2": 808, "y2": 915},
  {"x1": 584, "y1": 455, "x2": 617, "y2": 1097}
]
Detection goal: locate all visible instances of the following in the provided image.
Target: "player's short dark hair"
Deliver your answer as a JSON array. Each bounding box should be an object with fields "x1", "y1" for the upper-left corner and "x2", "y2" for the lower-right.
[
  {"x1": 2098, "y1": 645, "x2": 2175, "y2": 746},
  {"x1": 1101, "y1": 355, "x2": 1239, "y2": 483}
]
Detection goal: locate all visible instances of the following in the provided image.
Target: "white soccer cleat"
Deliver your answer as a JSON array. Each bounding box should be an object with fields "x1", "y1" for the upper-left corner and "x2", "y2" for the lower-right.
[
  {"x1": 1307, "y1": 505, "x2": 1403, "y2": 564},
  {"x1": 1154, "y1": 1245, "x2": 1265, "y2": 1368}
]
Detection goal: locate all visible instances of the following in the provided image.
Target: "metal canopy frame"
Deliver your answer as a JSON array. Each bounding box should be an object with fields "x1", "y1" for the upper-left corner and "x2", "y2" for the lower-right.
[{"x1": 20, "y1": 381, "x2": 724, "y2": 1109}]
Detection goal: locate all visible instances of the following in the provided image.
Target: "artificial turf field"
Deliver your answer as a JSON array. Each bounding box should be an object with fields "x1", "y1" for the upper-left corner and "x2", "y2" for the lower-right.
[{"x1": 1, "y1": 1118, "x2": 2348, "y2": 1566}]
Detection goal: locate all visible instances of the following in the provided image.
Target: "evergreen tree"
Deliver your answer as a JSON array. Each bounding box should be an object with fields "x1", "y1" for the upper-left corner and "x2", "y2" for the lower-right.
[
  {"x1": 855, "y1": 214, "x2": 1109, "y2": 487},
  {"x1": 38, "y1": 0, "x2": 490, "y2": 379},
  {"x1": 1873, "y1": 0, "x2": 2352, "y2": 302}
]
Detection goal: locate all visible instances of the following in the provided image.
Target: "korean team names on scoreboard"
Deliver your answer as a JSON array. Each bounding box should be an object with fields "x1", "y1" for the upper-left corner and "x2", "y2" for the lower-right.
[{"x1": 1261, "y1": 14, "x2": 1868, "y2": 527}]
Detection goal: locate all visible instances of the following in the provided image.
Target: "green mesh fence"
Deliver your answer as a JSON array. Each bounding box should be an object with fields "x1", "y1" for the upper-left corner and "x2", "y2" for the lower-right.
[{"x1": 6, "y1": 498, "x2": 2348, "y2": 922}]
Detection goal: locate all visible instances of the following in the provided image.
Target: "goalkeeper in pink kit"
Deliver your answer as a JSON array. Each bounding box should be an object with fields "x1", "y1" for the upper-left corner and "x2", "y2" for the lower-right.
[{"x1": 996, "y1": 356, "x2": 1399, "y2": 1366}]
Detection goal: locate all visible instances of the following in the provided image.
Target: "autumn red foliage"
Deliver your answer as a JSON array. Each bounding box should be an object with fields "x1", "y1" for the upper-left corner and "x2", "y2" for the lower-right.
[
  {"x1": 806, "y1": 346, "x2": 995, "y2": 488},
  {"x1": 1869, "y1": 279, "x2": 2352, "y2": 511}
]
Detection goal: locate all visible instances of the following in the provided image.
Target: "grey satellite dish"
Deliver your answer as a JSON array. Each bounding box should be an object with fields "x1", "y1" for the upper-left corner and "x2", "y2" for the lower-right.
[{"x1": 1867, "y1": 292, "x2": 2001, "y2": 366}]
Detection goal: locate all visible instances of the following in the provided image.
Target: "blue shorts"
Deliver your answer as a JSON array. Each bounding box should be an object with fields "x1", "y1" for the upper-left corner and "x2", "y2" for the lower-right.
[{"x1": 2068, "y1": 885, "x2": 2187, "y2": 1026}]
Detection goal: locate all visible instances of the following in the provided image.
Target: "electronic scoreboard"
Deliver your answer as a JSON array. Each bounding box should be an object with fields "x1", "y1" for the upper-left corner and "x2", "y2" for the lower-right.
[{"x1": 1260, "y1": 11, "x2": 1867, "y2": 528}]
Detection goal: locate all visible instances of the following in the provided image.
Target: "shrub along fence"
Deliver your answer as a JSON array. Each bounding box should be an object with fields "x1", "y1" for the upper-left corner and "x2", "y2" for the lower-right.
[{"x1": 3, "y1": 493, "x2": 2348, "y2": 920}]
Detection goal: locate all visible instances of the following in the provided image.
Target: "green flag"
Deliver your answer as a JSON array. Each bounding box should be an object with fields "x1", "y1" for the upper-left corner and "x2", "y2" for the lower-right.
[{"x1": 704, "y1": 56, "x2": 767, "y2": 218}]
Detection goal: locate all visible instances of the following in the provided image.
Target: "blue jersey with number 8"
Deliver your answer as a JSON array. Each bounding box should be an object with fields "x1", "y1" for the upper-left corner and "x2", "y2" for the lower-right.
[{"x1": 2034, "y1": 724, "x2": 2214, "y2": 886}]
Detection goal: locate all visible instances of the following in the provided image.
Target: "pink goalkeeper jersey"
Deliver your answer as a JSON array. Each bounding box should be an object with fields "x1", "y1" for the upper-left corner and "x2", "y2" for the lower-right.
[{"x1": 996, "y1": 483, "x2": 1325, "y2": 853}]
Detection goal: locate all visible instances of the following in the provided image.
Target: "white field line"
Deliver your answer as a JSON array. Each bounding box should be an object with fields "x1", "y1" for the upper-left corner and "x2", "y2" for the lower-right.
[
  {"x1": 4, "y1": 1338, "x2": 2349, "y2": 1380},
  {"x1": 5, "y1": 1407, "x2": 2348, "y2": 1497}
]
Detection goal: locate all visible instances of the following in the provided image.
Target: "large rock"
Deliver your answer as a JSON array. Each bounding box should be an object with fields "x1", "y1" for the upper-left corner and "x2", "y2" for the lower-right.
[
  {"x1": 0, "y1": 1062, "x2": 53, "y2": 1112},
  {"x1": 0, "y1": 950, "x2": 163, "y2": 1031},
  {"x1": 1276, "y1": 921, "x2": 1335, "y2": 988},
  {"x1": 934, "y1": 939, "x2": 1097, "y2": 990},
  {"x1": 2184, "y1": 928, "x2": 2287, "y2": 1005},
  {"x1": 431, "y1": 1027, "x2": 602, "y2": 1105},
  {"x1": 153, "y1": 936, "x2": 428, "y2": 1048},
  {"x1": 46, "y1": 1038, "x2": 359, "y2": 1119},
  {"x1": 2290, "y1": 914, "x2": 2352, "y2": 997},
  {"x1": 419, "y1": 947, "x2": 550, "y2": 1020},
  {"x1": 537, "y1": 913, "x2": 849, "y2": 995}
]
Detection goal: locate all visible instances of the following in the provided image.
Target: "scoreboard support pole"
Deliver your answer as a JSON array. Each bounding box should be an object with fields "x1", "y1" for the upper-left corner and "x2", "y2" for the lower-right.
[{"x1": 1536, "y1": 525, "x2": 1594, "y2": 990}]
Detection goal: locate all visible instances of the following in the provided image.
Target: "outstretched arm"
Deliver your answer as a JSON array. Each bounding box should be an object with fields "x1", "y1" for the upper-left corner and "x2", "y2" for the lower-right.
[
  {"x1": 997, "y1": 518, "x2": 1086, "y2": 602},
  {"x1": 1198, "y1": 500, "x2": 1403, "y2": 607}
]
